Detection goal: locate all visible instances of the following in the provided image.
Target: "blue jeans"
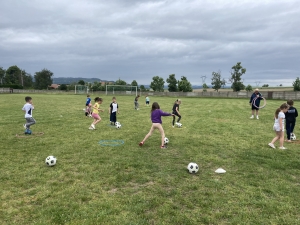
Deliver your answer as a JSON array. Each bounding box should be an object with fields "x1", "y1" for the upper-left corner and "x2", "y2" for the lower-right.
[{"x1": 286, "y1": 120, "x2": 295, "y2": 140}]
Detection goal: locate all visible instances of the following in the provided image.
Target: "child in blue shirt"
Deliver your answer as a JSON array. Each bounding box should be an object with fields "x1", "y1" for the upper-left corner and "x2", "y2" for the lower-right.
[{"x1": 85, "y1": 95, "x2": 92, "y2": 117}]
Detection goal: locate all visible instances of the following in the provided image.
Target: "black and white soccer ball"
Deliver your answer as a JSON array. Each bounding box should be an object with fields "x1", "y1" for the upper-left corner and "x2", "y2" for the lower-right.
[
  {"x1": 45, "y1": 156, "x2": 57, "y2": 166},
  {"x1": 116, "y1": 124, "x2": 122, "y2": 129},
  {"x1": 177, "y1": 123, "x2": 182, "y2": 128},
  {"x1": 291, "y1": 133, "x2": 296, "y2": 140},
  {"x1": 187, "y1": 162, "x2": 199, "y2": 174},
  {"x1": 164, "y1": 137, "x2": 169, "y2": 145},
  {"x1": 115, "y1": 121, "x2": 121, "y2": 126}
]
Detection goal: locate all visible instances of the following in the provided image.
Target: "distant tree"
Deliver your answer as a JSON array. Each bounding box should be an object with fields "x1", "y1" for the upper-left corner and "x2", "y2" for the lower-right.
[
  {"x1": 262, "y1": 84, "x2": 269, "y2": 87},
  {"x1": 115, "y1": 78, "x2": 127, "y2": 85},
  {"x1": 293, "y1": 77, "x2": 300, "y2": 91},
  {"x1": 0, "y1": 67, "x2": 6, "y2": 84},
  {"x1": 59, "y1": 84, "x2": 68, "y2": 91},
  {"x1": 5, "y1": 65, "x2": 21, "y2": 85},
  {"x1": 131, "y1": 80, "x2": 138, "y2": 87},
  {"x1": 140, "y1": 85, "x2": 146, "y2": 92},
  {"x1": 245, "y1": 85, "x2": 253, "y2": 92},
  {"x1": 34, "y1": 69, "x2": 53, "y2": 90},
  {"x1": 78, "y1": 80, "x2": 85, "y2": 85},
  {"x1": 202, "y1": 83, "x2": 208, "y2": 92},
  {"x1": 166, "y1": 74, "x2": 178, "y2": 92},
  {"x1": 91, "y1": 81, "x2": 101, "y2": 91},
  {"x1": 230, "y1": 62, "x2": 246, "y2": 92},
  {"x1": 178, "y1": 76, "x2": 193, "y2": 92},
  {"x1": 150, "y1": 76, "x2": 165, "y2": 92},
  {"x1": 279, "y1": 84, "x2": 283, "y2": 87},
  {"x1": 211, "y1": 71, "x2": 226, "y2": 92}
]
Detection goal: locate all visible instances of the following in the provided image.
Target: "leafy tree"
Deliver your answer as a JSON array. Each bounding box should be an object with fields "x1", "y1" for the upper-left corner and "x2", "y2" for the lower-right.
[
  {"x1": 211, "y1": 71, "x2": 226, "y2": 92},
  {"x1": 178, "y1": 76, "x2": 193, "y2": 92},
  {"x1": 279, "y1": 84, "x2": 282, "y2": 87},
  {"x1": 166, "y1": 74, "x2": 178, "y2": 92},
  {"x1": 245, "y1": 85, "x2": 253, "y2": 92},
  {"x1": 5, "y1": 65, "x2": 21, "y2": 85},
  {"x1": 131, "y1": 80, "x2": 138, "y2": 87},
  {"x1": 0, "y1": 67, "x2": 6, "y2": 84},
  {"x1": 115, "y1": 78, "x2": 127, "y2": 85},
  {"x1": 78, "y1": 80, "x2": 85, "y2": 85},
  {"x1": 20, "y1": 69, "x2": 33, "y2": 88},
  {"x1": 230, "y1": 62, "x2": 246, "y2": 92},
  {"x1": 262, "y1": 84, "x2": 269, "y2": 87},
  {"x1": 34, "y1": 68, "x2": 53, "y2": 90},
  {"x1": 150, "y1": 76, "x2": 165, "y2": 92},
  {"x1": 202, "y1": 83, "x2": 208, "y2": 92},
  {"x1": 59, "y1": 84, "x2": 68, "y2": 91},
  {"x1": 140, "y1": 85, "x2": 146, "y2": 92},
  {"x1": 293, "y1": 77, "x2": 300, "y2": 91},
  {"x1": 91, "y1": 81, "x2": 101, "y2": 91}
]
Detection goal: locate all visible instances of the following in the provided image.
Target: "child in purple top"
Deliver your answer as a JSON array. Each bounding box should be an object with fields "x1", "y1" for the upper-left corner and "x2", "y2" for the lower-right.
[{"x1": 139, "y1": 102, "x2": 173, "y2": 149}]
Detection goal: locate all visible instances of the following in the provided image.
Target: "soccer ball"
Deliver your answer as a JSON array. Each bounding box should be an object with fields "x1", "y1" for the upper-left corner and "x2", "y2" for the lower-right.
[
  {"x1": 116, "y1": 124, "x2": 122, "y2": 129},
  {"x1": 187, "y1": 162, "x2": 199, "y2": 174},
  {"x1": 177, "y1": 123, "x2": 182, "y2": 128},
  {"x1": 291, "y1": 133, "x2": 296, "y2": 140},
  {"x1": 115, "y1": 122, "x2": 121, "y2": 126},
  {"x1": 45, "y1": 156, "x2": 57, "y2": 166},
  {"x1": 25, "y1": 129, "x2": 32, "y2": 135},
  {"x1": 164, "y1": 137, "x2": 169, "y2": 145}
]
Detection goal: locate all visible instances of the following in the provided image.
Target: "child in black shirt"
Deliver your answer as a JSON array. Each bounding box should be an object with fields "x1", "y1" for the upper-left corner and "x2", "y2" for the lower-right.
[{"x1": 285, "y1": 99, "x2": 298, "y2": 142}]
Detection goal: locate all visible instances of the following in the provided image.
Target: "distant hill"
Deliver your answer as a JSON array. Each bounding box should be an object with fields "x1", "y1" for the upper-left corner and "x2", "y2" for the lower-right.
[{"x1": 52, "y1": 77, "x2": 114, "y2": 84}]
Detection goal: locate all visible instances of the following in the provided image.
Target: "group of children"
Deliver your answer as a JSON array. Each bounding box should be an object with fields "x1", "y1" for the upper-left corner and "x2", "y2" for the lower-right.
[
  {"x1": 268, "y1": 100, "x2": 298, "y2": 149},
  {"x1": 21, "y1": 94, "x2": 297, "y2": 150}
]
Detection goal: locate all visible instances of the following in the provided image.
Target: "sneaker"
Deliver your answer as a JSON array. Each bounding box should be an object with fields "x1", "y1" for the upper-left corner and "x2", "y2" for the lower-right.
[
  {"x1": 256, "y1": 116, "x2": 259, "y2": 119},
  {"x1": 91, "y1": 124, "x2": 95, "y2": 129},
  {"x1": 279, "y1": 146, "x2": 287, "y2": 150},
  {"x1": 172, "y1": 126, "x2": 174, "y2": 128},
  {"x1": 89, "y1": 126, "x2": 94, "y2": 130},
  {"x1": 161, "y1": 145, "x2": 167, "y2": 149},
  {"x1": 250, "y1": 115, "x2": 254, "y2": 119},
  {"x1": 139, "y1": 142, "x2": 144, "y2": 146},
  {"x1": 268, "y1": 143, "x2": 276, "y2": 149},
  {"x1": 23, "y1": 124, "x2": 27, "y2": 129}
]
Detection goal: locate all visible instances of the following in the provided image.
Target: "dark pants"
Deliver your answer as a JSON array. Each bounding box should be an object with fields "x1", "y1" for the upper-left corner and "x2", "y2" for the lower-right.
[
  {"x1": 286, "y1": 120, "x2": 295, "y2": 140},
  {"x1": 25, "y1": 117, "x2": 36, "y2": 129},
  {"x1": 172, "y1": 112, "x2": 181, "y2": 126},
  {"x1": 110, "y1": 112, "x2": 117, "y2": 123}
]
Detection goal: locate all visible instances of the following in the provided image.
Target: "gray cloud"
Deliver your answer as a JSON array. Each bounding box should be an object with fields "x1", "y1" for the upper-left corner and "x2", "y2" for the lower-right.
[{"x1": 0, "y1": 0, "x2": 299, "y2": 86}]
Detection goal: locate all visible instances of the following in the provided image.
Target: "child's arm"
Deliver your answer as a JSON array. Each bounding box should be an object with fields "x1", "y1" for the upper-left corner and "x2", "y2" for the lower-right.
[{"x1": 176, "y1": 106, "x2": 180, "y2": 116}]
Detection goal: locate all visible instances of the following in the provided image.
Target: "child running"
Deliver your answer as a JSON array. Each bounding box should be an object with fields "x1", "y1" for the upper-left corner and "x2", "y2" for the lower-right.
[
  {"x1": 85, "y1": 94, "x2": 92, "y2": 117},
  {"x1": 172, "y1": 99, "x2": 182, "y2": 127},
  {"x1": 139, "y1": 102, "x2": 173, "y2": 149},
  {"x1": 134, "y1": 95, "x2": 140, "y2": 110},
  {"x1": 89, "y1": 97, "x2": 104, "y2": 130},
  {"x1": 22, "y1": 96, "x2": 36, "y2": 133},
  {"x1": 145, "y1": 95, "x2": 150, "y2": 106},
  {"x1": 268, "y1": 103, "x2": 289, "y2": 149},
  {"x1": 285, "y1": 100, "x2": 298, "y2": 142},
  {"x1": 109, "y1": 97, "x2": 119, "y2": 125}
]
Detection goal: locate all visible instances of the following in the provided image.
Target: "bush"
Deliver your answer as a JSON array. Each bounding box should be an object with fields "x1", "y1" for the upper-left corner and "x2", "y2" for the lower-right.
[{"x1": 0, "y1": 84, "x2": 23, "y2": 89}]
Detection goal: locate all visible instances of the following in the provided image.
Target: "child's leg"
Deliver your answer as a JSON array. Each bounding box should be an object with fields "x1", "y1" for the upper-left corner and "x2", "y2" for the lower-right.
[
  {"x1": 26, "y1": 117, "x2": 36, "y2": 129},
  {"x1": 286, "y1": 121, "x2": 291, "y2": 140},
  {"x1": 172, "y1": 115, "x2": 176, "y2": 126},
  {"x1": 93, "y1": 117, "x2": 101, "y2": 125},
  {"x1": 256, "y1": 109, "x2": 259, "y2": 116},
  {"x1": 156, "y1": 124, "x2": 165, "y2": 146},
  {"x1": 177, "y1": 115, "x2": 182, "y2": 123},
  {"x1": 291, "y1": 121, "x2": 296, "y2": 134},
  {"x1": 279, "y1": 131, "x2": 284, "y2": 147},
  {"x1": 271, "y1": 131, "x2": 281, "y2": 144},
  {"x1": 142, "y1": 124, "x2": 156, "y2": 143}
]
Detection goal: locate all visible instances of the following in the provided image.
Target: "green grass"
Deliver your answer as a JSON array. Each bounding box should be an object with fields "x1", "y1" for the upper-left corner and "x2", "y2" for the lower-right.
[{"x1": 1, "y1": 94, "x2": 300, "y2": 225}]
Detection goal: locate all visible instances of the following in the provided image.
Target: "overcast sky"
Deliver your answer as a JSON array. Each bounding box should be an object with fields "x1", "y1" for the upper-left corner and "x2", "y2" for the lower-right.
[{"x1": 0, "y1": 0, "x2": 299, "y2": 86}]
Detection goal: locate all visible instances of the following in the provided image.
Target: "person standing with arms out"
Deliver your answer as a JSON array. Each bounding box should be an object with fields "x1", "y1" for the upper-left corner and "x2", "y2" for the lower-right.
[
  {"x1": 109, "y1": 97, "x2": 119, "y2": 125},
  {"x1": 134, "y1": 95, "x2": 140, "y2": 110},
  {"x1": 268, "y1": 103, "x2": 289, "y2": 149},
  {"x1": 145, "y1": 95, "x2": 150, "y2": 106},
  {"x1": 139, "y1": 102, "x2": 173, "y2": 149},
  {"x1": 22, "y1": 96, "x2": 36, "y2": 133},
  {"x1": 249, "y1": 89, "x2": 263, "y2": 119},
  {"x1": 172, "y1": 99, "x2": 182, "y2": 127},
  {"x1": 85, "y1": 94, "x2": 92, "y2": 117},
  {"x1": 89, "y1": 97, "x2": 104, "y2": 130},
  {"x1": 285, "y1": 99, "x2": 298, "y2": 142}
]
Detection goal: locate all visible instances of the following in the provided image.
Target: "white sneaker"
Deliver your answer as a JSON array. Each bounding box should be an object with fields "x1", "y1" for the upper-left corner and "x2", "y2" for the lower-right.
[
  {"x1": 250, "y1": 115, "x2": 254, "y2": 119},
  {"x1": 175, "y1": 122, "x2": 179, "y2": 125},
  {"x1": 91, "y1": 124, "x2": 95, "y2": 129},
  {"x1": 89, "y1": 126, "x2": 94, "y2": 130},
  {"x1": 279, "y1": 146, "x2": 287, "y2": 150},
  {"x1": 268, "y1": 143, "x2": 276, "y2": 149},
  {"x1": 256, "y1": 116, "x2": 259, "y2": 119},
  {"x1": 23, "y1": 124, "x2": 27, "y2": 129}
]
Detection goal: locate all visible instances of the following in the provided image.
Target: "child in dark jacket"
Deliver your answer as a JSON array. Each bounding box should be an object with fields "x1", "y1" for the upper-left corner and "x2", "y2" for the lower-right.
[
  {"x1": 139, "y1": 102, "x2": 173, "y2": 149},
  {"x1": 285, "y1": 100, "x2": 298, "y2": 142}
]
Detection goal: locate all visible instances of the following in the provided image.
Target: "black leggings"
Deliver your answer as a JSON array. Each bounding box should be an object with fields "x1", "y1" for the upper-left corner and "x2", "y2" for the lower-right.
[{"x1": 172, "y1": 112, "x2": 181, "y2": 125}]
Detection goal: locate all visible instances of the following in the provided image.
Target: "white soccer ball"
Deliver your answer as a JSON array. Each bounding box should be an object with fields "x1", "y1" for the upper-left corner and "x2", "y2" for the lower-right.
[
  {"x1": 164, "y1": 137, "x2": 169, "y2": 145},
  {"x1": 187, "y1": 162, "x2": 199, "y2": 174},
  {"x1": 116, "y1": 124, "x2": 121, "y2": 129},
  {"x1": 115, "y1": 122, "x2": 121, "y2": 126},
  {"x1": 291, "y1": 133, "x2": 296, "y2": 140},
  {"x1": 45, "y1": 156, "x2": 57, "y2": 166},
  {"x1": 177, "y1": 123, "x2": 182, "y2": 128}
]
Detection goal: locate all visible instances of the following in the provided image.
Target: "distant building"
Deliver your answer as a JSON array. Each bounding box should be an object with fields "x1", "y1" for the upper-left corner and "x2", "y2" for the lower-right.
[
  {"x1": 100, "y1": 81, "x2": 114, "y2": 86},
  {"x1": 49, "y1": 84, "x2": 60, "y2": 89}
]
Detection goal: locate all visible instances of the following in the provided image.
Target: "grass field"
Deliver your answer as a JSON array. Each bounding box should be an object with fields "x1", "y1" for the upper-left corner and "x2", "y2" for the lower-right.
[{"x1": 1, "y1": 94, "x2": 300, "y2": 225}]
